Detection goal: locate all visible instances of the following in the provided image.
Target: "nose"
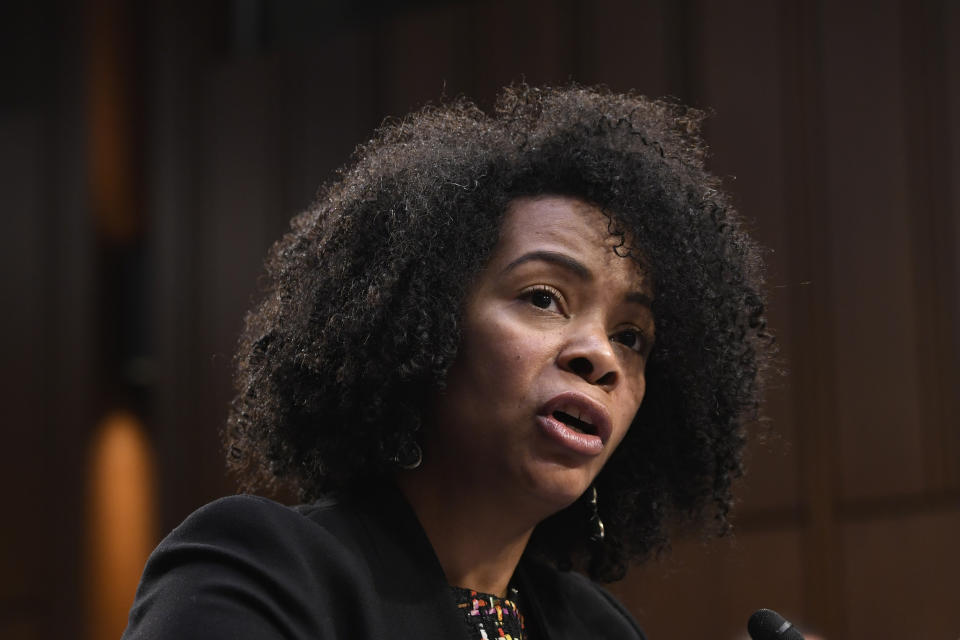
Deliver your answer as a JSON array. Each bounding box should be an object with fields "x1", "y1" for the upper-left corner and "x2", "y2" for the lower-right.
[{"x1": 557, "y1": 320, "x2": 619, "y2": 389}]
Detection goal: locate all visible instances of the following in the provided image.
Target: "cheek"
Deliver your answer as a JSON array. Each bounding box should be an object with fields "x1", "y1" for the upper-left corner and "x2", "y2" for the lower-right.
[
  {"x1": 611, "y1": 378, "x2": 646, "y2": 443},
  {"x1": 460, "y1": 314, "x2": 551, "y2": 389}
]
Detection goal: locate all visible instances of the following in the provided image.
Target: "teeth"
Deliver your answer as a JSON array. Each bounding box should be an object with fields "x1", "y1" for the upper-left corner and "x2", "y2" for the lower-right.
[
  {"x1": 559, "y1": 404, "x2": 592, "y2": 426},
  {"x1": 552, "y1": 406, "x2": 596, "y2": 435}
]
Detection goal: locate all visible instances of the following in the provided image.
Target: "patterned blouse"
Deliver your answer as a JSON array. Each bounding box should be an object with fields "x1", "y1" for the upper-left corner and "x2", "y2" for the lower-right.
[{"x1": 452, "y1": 586, "x2": 527, "y2": 640}]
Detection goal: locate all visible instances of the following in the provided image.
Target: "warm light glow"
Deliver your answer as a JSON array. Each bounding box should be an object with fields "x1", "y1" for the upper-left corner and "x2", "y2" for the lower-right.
[
  {"x1": 87, "y1": 0, "x2": 138, "y2": 243},
  {"x1": 86, "y1": 410, "x2": 157, "y2": 640}
]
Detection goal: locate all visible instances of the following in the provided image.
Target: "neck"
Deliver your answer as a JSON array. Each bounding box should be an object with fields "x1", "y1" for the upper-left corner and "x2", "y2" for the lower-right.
[{"x1": 396, "y1": 470, "x2": 538, "y2": 597}]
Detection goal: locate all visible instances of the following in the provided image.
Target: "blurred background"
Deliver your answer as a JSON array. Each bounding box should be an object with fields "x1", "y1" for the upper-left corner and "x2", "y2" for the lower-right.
[{"x1": 2, "y1": 0, "x2": 958, "y2": 638}]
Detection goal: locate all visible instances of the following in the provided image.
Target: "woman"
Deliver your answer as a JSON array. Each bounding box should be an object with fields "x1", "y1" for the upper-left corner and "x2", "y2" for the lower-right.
[{"x1": 123, "y1": 85, "x2": 769, "y2": 639}]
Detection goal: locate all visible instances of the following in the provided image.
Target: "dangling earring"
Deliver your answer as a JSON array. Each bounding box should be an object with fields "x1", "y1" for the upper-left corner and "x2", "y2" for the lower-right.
[
  {"x1": 393, "y1": 439, "x2": 423, "y2": 470},
  {"x1": 588, "y1": 485, "x2": 605, "y2": 542}
]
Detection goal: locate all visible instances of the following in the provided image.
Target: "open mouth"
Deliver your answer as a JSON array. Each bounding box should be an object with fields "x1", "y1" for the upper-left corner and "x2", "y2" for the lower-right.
[
  {"x1": 538, "y1": 392, "x2": 610, "y2": 455},
  {"x1": 553, "y1": 410, "x2": 597, "y2": 435}
]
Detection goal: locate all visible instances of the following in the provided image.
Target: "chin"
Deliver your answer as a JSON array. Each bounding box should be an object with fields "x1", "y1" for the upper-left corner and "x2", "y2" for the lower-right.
[{"x1": 520, "y1": 461, "x2": 595, "y2": 514}]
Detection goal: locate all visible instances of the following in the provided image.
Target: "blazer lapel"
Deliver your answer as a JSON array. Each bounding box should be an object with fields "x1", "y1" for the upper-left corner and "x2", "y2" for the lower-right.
[{"x1": 354, "y1": 483, "x2": 468, "y2": 639}]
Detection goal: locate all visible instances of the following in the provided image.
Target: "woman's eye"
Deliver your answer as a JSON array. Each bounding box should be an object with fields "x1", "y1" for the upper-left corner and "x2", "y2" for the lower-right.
[
  {"x1": 521, "y1": 286, "x2": 563, "y2": 312},
  {"x1": 612, "y1": 329, "x2": 646, "y2": 353},
  {"x1": 529, "y1": 290, "x2": 554, "y2": 309}
]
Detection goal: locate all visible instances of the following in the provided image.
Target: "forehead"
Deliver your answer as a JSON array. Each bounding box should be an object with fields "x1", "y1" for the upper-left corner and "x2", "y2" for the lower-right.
[
  {"x1": 495, "y1": 195, "x2": 651, "y2": 289},
  {"x1": 500, "y1": 195, "x2": 610, "y2": 243}
]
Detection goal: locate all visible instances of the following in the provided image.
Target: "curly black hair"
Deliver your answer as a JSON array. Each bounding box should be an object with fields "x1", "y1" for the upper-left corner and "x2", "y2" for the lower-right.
[{"x1": 226, "y1": 84, "x2": 771, "y2": 582}]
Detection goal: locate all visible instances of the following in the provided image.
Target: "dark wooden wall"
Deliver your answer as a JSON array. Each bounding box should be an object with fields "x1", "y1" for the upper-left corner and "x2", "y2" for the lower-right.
[{"x1": 2, "y1": 1, "x2": 958, "y2": 638}]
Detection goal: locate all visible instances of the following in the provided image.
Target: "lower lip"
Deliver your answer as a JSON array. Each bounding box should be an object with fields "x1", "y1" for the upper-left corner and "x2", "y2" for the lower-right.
[{"x1": 535, "y1": 414, "x2": 604, "y2": 456}]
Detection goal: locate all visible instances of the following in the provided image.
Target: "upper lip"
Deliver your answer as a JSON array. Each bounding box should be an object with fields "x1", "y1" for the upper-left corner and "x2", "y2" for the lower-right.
[{"x1": 539, "y1": 391, "x2": 613, "y2": 444}]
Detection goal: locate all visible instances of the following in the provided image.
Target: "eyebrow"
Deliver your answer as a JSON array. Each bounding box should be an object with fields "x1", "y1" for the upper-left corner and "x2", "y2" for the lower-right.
[
  {"x1": 625, "y1": 291, "x2": 654, "y2": 308},
  {"x1": 502, "y1": 250, "x2": 654, "y2": 308},
  {"x1": 503, "y1": 250, "x2": 592, "y2": 280}
]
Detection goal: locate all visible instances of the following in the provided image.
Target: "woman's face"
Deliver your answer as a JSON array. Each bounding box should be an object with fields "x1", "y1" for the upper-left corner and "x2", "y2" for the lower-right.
[{"x1": 425, "y1": 195, "x2": 654, "y2": 516}]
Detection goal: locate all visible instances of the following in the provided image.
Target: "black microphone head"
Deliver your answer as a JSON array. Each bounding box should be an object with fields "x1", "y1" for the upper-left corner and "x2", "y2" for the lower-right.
[{"x1": 747, "y1": 609, "x2": 805, "y2": 640}]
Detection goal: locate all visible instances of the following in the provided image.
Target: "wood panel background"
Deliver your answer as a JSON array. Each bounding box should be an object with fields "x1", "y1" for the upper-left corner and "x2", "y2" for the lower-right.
[{"x1": 1, "y1": 1, "x2": 957, "y2": 638}]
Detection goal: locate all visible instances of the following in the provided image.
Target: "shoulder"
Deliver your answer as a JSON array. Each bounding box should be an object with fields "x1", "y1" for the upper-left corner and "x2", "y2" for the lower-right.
[
  {"x1": 559, "y1": 570, "x2": 647, "y2": 639},
  {"x1": 153, "y1": 494, "x2": 367, "y2": 583},
  {"x1": 521, "y1": 557, "x2": 647, "y2": 640},
  {"x1": 169, "y1": 493, "x2": 350, "y2": 549},
  {"x1": 123, "y1": 495, "x2": 372, "y2": 640},
  {"x1": 170, "y1": 493, "x2": 316, "y2": 538}
]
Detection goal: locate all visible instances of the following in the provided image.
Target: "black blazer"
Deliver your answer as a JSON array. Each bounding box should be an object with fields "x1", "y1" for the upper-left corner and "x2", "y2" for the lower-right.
[{"x1": 122, "y1": 484, "x2": 646, "y2": 639}]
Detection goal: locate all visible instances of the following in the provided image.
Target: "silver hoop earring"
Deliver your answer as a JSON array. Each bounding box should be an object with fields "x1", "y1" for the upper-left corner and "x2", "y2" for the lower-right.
[
  {"x1": 393, "y1": 440, "x2": 423, "y2": 470},
  {"x1": 588, "y1": 485, "x2": 605, "y2": 542}
]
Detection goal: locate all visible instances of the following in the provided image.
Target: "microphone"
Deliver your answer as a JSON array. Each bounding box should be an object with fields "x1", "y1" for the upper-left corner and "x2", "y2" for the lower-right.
[{"x1": 747, "y1": 609, "x2": 805, "y2": 640}]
